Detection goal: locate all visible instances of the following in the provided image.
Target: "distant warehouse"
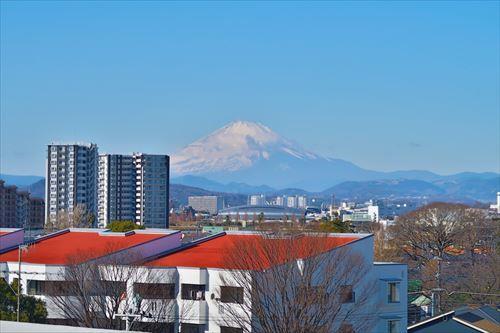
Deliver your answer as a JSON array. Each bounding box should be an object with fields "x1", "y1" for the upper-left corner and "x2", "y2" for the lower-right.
[
  {"x1": 218, "y1": 205, "x2": 306, "y2": 222},
  {"x1": 188, "y1": 196, "x2": 224, "y2": 215}
]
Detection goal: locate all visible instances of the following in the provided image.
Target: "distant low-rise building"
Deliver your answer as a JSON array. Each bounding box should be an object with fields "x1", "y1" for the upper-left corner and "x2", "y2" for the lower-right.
[
  {"x1": 218, "y1": 205, "x2": 305, "y2": 222},
  {"x1": 248, "y1": 194, "x2": 266, "y2": 206},
  {"x1": 188, "y1": 196, "x2": 224, "y2": 215},
  {"x1": 489, "y1": 191, "x2": 500, "y2": 214}
]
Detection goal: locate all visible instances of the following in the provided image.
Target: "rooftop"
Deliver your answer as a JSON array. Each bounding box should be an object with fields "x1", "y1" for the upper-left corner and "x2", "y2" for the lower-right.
[
  {"x1": 146, "y1": 232, "x2": 363, "y2": 270},
  {"x1": 0, "y1": 228, "x2": 175, "y2": 265},
  {"x1": 0, "y1": 228, "x2": 23, "y2": 236}
]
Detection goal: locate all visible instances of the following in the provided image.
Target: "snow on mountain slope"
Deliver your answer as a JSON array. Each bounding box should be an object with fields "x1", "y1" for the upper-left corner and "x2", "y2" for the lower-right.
[
  {"x1": 171, "y1": 121, "x2": 321, "y2": 175},
  {"x1": 171, "y1": 120, "x2": 491, "y2": 191}
]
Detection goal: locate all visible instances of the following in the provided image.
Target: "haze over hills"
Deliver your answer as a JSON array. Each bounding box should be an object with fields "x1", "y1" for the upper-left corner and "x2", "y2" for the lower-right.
[{"x1": 1, "y1": 121, "x2": 498, "y2": 203}]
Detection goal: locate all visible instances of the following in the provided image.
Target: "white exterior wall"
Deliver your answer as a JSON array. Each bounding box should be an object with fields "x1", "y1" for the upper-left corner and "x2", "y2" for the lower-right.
[
  {"x1": 372, "y1": 263, "x2": 408, "y2": 333},
  {"x1": 2, "y1": 233, "x2": 407, "y2": 333},
  {"x1": 97, "y1": 155, "x2": 110, "y2": 227}
]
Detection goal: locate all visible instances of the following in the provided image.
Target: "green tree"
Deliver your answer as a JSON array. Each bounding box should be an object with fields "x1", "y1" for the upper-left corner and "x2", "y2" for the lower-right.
[
  {"x1": 0, "y1": 279, "x2": 47, "y2": 323},
  {"x1": 319, "y1": 217, "x2": 352, "y2": 233},
  {"x1": 107, "y1": 220, "x2": 145, "y2": 232}
]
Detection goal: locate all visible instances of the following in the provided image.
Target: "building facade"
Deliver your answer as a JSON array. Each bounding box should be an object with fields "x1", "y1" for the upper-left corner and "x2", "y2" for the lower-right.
[
  {"x1": 248, "y1": 194, "x2": 265, "y2": 206},
  {"x1": 134, "y1": 154, "x2": 170, "y2": 228},
  {"x1": 97, "y1": 154, "x2": 136, "y2": 227},
  {"x1": 0, "y1": 180, "x2": 45, "y2": 229},
  {"x1": 0, "y1": 229, "x2": 408, "y2": 333},
  {"x1": 0, "y1": 180, "x2": 19, "y2": 227},
  {"x1": 29, "y1": 198, "x2": 45, "y2": 229},
  {"x1": 188, "y1": 196, "x2": 224, "y2": 215},
  {"x1": 45, "y1": 143, "x2": 99, "y2": 225}
]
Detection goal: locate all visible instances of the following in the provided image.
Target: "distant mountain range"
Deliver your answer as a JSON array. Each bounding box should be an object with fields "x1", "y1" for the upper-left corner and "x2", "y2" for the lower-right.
[
  {"x1": 1, "y1": 121, "x2": 498, "y2": 204},
  {"x1": 1, "y1": 173, "x2": 498, "y2": 205},
  {"x1": 0, "y1": 174, "x2": 44, "y2": 187},
  {"x1": 171, "y1": 121, "x2": 499, "y2": 192},
  {"x1": 172, "y1": 174, "x2": 499, "y2": 203}
]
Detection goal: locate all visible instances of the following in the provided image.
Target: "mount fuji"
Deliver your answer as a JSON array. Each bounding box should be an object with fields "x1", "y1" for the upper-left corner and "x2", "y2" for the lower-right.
[{"x1": 171, "y1": 121, "x2": 456, "y2": 191}]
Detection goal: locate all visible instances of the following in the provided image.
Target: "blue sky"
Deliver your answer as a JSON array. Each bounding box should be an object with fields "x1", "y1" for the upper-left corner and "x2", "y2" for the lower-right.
[{"x1": 1, "y1": 1, "x2": 499, "y2": 176}]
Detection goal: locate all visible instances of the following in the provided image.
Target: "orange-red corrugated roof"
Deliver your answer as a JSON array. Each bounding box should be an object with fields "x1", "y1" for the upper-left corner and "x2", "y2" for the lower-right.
[
  {"x1": 0, "y1": 230, "x2": 165, "y2": 265},
  {"x1": 146, "y1": 234, "x2": 360, "y2": 269}
]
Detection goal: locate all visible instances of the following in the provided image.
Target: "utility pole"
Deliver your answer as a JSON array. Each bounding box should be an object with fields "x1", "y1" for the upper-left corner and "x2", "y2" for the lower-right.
[
  {"x1": 431, "y1": 255, "x2": 444, "y2": 316},
  {"x1": 17, "y1": 244, "x2": 28, "y2": 321}
]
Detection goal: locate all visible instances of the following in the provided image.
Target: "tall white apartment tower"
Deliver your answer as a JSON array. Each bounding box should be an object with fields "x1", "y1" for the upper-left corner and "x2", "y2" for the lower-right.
[
  {"x1": 45, "y1": 143, "x2": 98, "y2": 225},
  {"x1": 497, "y1": 192, "x2": 500, "y2": 214},
  {"x1": 97, "y1": 154, "x2": 136, "y2": 227},
  {"x1": 133, "y1": 153, "x2": 169, "y2": 228}
]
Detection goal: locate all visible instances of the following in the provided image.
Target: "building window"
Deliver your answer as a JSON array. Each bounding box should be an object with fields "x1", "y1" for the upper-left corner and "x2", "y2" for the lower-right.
[
  {"x1": 388, "y1": 282, "x2": 400, "y2": 303},
  {"x1": 134, "y1": 283, "x2": 175, "y2": 299},
  {"x1": 180, "y1": 323, "x2": 205, "y2": 333},
  {"x1": 27, "y1": 280, "x2": 44, "y2": 295},
  {"x1": 388, "y1": 320, "x2": 399, "y2": 333},
  {"x1": 220, "y1": 286, "x2": 244, "y2": 304},
  {"x1": 340, "y1": 285, "x2": 355, "y2": 303},
  {"x1": 181, "y1": 284, "x2": 205, "y2": 300},
  {"x1": 220, "y1": 327, "x2": 243, "y2": 333}
]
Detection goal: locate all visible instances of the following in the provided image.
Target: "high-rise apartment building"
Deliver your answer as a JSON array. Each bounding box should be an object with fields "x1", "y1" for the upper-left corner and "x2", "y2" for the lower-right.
[
  {"x1": 0, "y1": 180, "x2": 18, "y2": 227},
  {"x1": 134, "y1": 154, "x2": 170, "y2": 228},
  {"x1": 0, "y1": 180, "x2": 45, "y2": 229},
  {"x1": 45, "y1": 143, "x2": 98, "y2": 225},
  {"x1": 97, "y1": 154, "x2": 136, "y2": 227},
  {"x1": 29, "y1": 198, "x2": 45, "y2": 229}
]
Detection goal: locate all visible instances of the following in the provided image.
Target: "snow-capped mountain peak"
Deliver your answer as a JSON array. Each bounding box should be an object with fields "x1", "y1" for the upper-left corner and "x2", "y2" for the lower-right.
[{"x1": 171, "y1": 120, "x2": 320, "y2": 175}]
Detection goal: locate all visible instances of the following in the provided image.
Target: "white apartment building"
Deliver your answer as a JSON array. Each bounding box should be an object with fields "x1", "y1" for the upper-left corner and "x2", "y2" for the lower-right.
[
  {"x1": 134, "y1": 154, "x2": 170, "y2": 228},
  {"x1": 297, "y1": 195, "x2": 307, "y2": 209},
  {"x1": 45, "y1": 143, "x2": 98, "y2": 225},
  {"x1": 1, "y1": 228, "x2": 407, "y2": 333},
  {"x1": 286, "y1": 195, "x2": 297, "y2": 208},
  {"x1": 97, "y1": 154, "x2": 136, "y2": 227},
  {"x1": 248, "y1": 194, "x2": 265, "y2": 206}
]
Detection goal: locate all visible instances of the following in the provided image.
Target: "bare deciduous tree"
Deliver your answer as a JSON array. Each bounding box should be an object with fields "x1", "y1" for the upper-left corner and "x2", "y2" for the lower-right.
[
  {"x1": 392, "y1": 203, "x2": 468, "y2": 267},
  {"x1": 49, "y1": 246, "x2": 178, "y2": 332},
  {"x1": 391, "y1": 203, "x2": 500, "y2": 313},
  {"x1": 216, "y1": 231, "x2": 378, "y2": 333},
  {"x1": 45, "y1": 204, "x2": 95, "y2": 232}
]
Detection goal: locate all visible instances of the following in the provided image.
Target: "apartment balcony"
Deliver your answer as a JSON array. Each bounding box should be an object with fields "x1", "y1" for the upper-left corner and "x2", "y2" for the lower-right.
[{"x1": 180, "y1": 300, "x2": 208, "y2": 325}]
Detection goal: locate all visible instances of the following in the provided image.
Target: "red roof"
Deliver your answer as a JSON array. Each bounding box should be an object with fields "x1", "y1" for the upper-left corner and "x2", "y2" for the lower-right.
[
  {"x1": 147, "y1": 234, "x2": 360, "y2": 270},
  {"x1": 0, "y1": 230, "x2": 166, "y2": 265}
]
